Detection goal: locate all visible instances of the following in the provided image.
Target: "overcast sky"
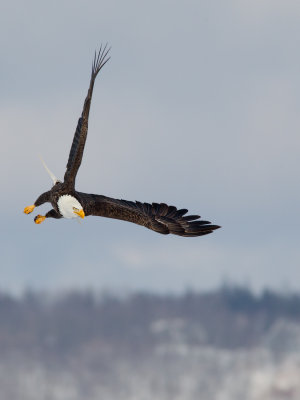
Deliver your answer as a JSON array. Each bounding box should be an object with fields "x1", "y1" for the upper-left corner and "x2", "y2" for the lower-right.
[{"x1": 1, "y1": 1, "x2": 299, "y2": 295}]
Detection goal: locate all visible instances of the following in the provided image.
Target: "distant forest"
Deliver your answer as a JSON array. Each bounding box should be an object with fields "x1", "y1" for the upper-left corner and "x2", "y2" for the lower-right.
[{"x1": 1, "y1": 286, "x2": 300, "y2": 358}]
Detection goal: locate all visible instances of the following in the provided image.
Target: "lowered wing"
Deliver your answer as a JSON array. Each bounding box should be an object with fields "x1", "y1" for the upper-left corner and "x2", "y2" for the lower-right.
[
  {"x1": 64, "y1": 45, "x2": 110, "y2": 188},
  {"x1": 78, "y1": 193, "x2": 220, "y2": 237}
]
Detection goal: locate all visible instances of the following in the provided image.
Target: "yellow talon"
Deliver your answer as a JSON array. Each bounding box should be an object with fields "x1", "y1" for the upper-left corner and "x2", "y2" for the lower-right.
[
  {"x1": 24, "y1": 205, "x2": 35, "y2": 214},
  {"x1": 34, "y1": 215, "x2": 46, "y2": 224}
]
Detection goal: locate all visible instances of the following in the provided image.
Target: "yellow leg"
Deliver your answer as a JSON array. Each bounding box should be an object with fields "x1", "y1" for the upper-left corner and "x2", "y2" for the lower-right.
[
  {"x1": 34, "y1": 215, "x2": 46, "y2": 224},
  {"x1": 24, "y1": 205, "x2": 35, "y2": 214}
]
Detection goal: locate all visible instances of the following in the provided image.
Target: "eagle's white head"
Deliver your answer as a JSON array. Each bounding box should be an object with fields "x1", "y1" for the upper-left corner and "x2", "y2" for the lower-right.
[{"x1": 57, "y1": 195, "x2": 85, "y2": 219}]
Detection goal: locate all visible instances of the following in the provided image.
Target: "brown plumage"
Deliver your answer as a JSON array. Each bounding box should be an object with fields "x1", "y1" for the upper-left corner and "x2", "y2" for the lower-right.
[
  {"x1": 64, "y1": 48, "x2": 110, "y2": 188},
  {"x1": 24, "y1": 45, "x2": 220, "y2": 237},
  {"x1": 77, "y1": 193, "x2": 220, "y2": 237}
]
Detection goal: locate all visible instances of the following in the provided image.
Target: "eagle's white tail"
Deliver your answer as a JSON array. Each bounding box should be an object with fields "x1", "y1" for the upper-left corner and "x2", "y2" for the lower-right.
[{"x1": 39, "y1": 155, "x2": 59, "y2": 185}]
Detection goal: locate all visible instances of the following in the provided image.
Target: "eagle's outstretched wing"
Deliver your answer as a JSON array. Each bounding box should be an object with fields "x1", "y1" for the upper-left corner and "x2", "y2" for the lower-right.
[
  {"x1": 78, "y1": 193, "x2": 220, "y2": 237},
  {"x1": 64, "y1": 45, "x2": 110, "y2": 188}
]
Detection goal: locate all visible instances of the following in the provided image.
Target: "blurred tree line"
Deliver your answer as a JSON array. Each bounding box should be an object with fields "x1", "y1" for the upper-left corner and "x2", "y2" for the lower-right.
[{"x1": 0, "y1": 285, "x2": 300, "y2": 360}]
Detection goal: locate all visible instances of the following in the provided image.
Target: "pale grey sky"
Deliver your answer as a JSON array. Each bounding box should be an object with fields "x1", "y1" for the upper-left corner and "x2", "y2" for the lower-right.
[{"x1": 1, "y1": 1, "x2": 299, "y2": 295}]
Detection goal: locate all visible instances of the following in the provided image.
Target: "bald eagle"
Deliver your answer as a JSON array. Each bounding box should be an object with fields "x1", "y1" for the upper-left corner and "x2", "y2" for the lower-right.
[{"x1": 24, "y1": 45, "x2": 220, "y2": 237}]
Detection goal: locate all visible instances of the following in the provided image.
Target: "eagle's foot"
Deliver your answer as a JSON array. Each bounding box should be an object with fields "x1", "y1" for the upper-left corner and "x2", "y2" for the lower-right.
[
  {"x1": 24, "y1": 205, "x2": 35, "y2": 214},
  {"x1": 34, "y1": 215, "x2": 46, "y2": 224}
]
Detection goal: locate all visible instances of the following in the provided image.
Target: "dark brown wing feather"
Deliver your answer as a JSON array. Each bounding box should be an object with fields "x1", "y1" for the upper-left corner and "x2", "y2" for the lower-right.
[
  {"x1": 78, "y1": 192, "x2": 220, "y2": 237},
  {"x1": 64, "y1": 45, "x2": 111, "y2": 187}
]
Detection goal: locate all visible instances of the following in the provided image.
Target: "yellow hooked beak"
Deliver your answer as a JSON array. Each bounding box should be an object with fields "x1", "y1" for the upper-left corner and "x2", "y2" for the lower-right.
[{"x1": 73, "y1": 208, "x2": 85, "y2": 218}]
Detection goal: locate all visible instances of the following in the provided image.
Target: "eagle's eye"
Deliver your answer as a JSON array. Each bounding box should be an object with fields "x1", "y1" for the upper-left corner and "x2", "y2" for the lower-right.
[{"x1": 73, "y1": 207, "x2": 79, "y2": 212}]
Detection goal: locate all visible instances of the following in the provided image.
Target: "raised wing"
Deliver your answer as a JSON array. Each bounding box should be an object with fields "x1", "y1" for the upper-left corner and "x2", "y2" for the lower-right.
[
  {"x1": 78, "y1": 193, "x2": 220, "y2": 237},
  {"x1": 64, "y1": 45, "x2": 111, "y2": 187}
]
